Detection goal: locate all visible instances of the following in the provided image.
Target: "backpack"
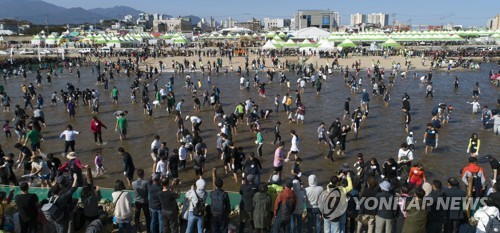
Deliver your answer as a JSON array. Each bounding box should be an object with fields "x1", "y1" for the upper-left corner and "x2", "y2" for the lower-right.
[
  {"x1": 210, "y1": 190, "x2": 228, "y2": 216},
  {"x1": 42, "y1": 196, "x2": 64, "y2": 222},
  {"x1": 0, "y1": 203, "x2": 14, "y2": 232},
  {"x1": 280, "y1": 198, "x2": 293, "y2": 222},
  {"x1": 486, "y1": 214, "x2": 500, "y2": 232},
  {"x1": 68, "y1": 159, "x2": 78, "y2": 173},
  {"x1": 471, "y1": 172, "x2": 484, "y2": 197},
  {"x1": 192, "y1": 191, "x2": 205, "y2": 217},
  {"x1": 85, "y1": 219, "x2": 104, "y2": 233}
]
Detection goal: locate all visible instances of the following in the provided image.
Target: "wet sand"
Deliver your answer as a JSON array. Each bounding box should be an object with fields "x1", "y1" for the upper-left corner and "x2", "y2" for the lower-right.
[{"x1": 0, "y1": 56, "x2": 499, "y2": 192}]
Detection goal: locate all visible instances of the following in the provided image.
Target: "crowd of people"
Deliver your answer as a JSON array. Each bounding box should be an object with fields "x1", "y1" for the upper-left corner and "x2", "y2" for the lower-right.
[{"x1": 0, "y1": 44, "x2": 498, "y2": 233}]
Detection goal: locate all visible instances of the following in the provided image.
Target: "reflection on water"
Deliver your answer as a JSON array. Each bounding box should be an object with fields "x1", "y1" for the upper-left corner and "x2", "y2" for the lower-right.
[{"x1": 1, "y1": 62, "x2": 498, "y2": 190}]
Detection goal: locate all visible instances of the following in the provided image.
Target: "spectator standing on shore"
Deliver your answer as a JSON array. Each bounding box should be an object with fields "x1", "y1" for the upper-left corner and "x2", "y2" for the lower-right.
[
  {"x1": 49, "y1": 173, "x2": 78, "y2": 233},
  {"x1": 253, "y1": 182, "x2": 273, "y2": 233},
  {"x1": 210, "y1": 169, "x2": 231, "y2": 233},
  {"x1": 132, "y1": 169, "x2": 151, "y2": 233},
  {"x1": 159, "y1": 177, "x2": 181, "y2": 233},
  {"x1": 15, "y1": 182, "x2": 39, "y2": 233},
  {"x1": 305, "y1": 174, "x2": 323, "y2": 233},
  {"x1": 186, "y1": 179, "x2": 207, "y2": 233},
  {"x1": 147, "y1": 173, "x2": 163, "y2": 233},
  {"x1": 112, "y1": 180, "x2": 133, "y2": 233}
]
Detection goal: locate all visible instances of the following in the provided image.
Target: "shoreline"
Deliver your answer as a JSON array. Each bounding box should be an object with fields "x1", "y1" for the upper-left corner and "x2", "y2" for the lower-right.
[{"x1": 1, "y1": 53, "x2": 498, "y2": 72}]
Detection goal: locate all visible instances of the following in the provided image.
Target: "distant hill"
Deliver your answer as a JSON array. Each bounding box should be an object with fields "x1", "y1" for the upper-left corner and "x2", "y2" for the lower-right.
[
  {"x1": 0, "y1": 0, "x2": 203, "y2": 26},
  {"x1": 0, "y1": 0, "x2": 142, "y2": 24},
  {"x1": 88, "y1": 6, "x2": 143, "y2": 20}
]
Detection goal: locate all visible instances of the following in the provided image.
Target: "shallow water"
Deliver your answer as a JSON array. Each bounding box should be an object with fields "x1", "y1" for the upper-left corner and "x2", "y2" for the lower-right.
[{"x1": 1, "y1": 61, "x2": 499, "y2": 191}]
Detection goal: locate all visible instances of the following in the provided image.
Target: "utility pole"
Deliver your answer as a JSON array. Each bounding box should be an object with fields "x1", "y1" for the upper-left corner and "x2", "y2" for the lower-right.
[
  {"x1": 15, "y1": 17, "x2": 20, "y2": 35},
  {"x1": 45, "y1": 15, "x2": 49, "y2": 34}
]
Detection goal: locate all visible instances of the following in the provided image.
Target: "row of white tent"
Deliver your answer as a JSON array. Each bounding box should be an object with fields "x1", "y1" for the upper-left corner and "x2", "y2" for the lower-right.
[
  {"x1": 31, "y1": 32, "x2": 191, "y2": 47},
  {"x1": 263, "y1": 38, "x2": 336, "y2": 51}
]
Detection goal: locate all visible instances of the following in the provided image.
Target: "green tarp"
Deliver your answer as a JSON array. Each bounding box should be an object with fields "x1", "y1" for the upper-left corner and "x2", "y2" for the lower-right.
[{"x1": 0, "y1": 185, "x2": 242, "y2": 208}]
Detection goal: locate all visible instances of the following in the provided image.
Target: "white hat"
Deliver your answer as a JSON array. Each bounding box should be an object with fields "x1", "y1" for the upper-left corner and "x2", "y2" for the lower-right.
[
  {"x1": 185, "y1": 115, "x2": 190, "y2": 121},
  {"x1": 66, "y1": 152, "x2": 77, "y2": 160}
]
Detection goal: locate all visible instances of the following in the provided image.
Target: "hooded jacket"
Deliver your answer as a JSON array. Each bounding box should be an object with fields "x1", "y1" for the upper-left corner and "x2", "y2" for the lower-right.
[
  {"x1": 186, "y1": 179, "x2": 207, "y2": 212},
  {"x1": 292, "y1": 180, "x2": 306, "y2": 215},
  {"x1": 305, "y1": 175, "x2": 324, "y2": 209}
]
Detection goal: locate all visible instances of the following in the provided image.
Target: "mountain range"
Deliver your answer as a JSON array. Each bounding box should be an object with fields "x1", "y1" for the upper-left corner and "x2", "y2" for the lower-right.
[{"x1": 0, "y1": 0, "x2": 142, "y2": 24}]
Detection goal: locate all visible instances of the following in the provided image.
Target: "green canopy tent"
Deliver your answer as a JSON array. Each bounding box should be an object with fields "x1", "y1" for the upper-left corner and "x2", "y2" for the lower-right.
[
  {"x1": 272, "y1": 35, "x2": 285, "y2": 44},
  {"x1": 337, "y1": 39, "x2": 357, "y2": 48},
  {"x1": 299, "y1": 39, "x2": 315, "y2": 48},
  {"x1": 94, "y1": 34, "x2": 108, "y2": 45},
  {"x1": 282, "y1": 39, "x2": 297, "y2": 48},
  {"x1": 161, "y1": 33, "x2": 172, "y2": 39},
  {"x1": 45, "y1": 34, "x2": 57, "y2": 46},
  {"x1": 265, "y1": 31, "x2": 276, "y2": 39},
  {"x1": 31, "y1": 34, "x2": 44, "y2": 45},
  {"x1": 328, "y1": 34, "x2": 346, "y2": 43},
  {"x1": 172, "y1": 36, "x2": 189, "y2": 44},
  {"x1": 262, "y1": 40, "x2": 282, "y2": 50},
  {"x1": 380, "y1": 39, "x2": 402, "y2": 48}
]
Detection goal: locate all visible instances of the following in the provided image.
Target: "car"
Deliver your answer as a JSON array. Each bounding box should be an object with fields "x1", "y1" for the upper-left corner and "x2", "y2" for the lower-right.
[
  {"x1": 97, "y1": 47, "x2": 111, "y2": 53},
  {"x1": 39, "y1": 49, "x2": 51, "y2": 55},
  {"x1": 0, "y1": 50, "x2": 8, "y2": 55},
  {"x1": 55, "y1": 48, "x2": 68, "y2": 54},
  {"x1": 78, "y1": 48, "x2": 92, "y2": 54},
  {"x1": 19, "y1": 49, "x2": 35, "y2": 55}
]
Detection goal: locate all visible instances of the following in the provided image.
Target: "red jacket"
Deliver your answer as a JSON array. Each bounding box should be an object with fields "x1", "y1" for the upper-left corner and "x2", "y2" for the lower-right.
[
  {"x1": 461, "y1": 163, "x2": 486, "y2": 188},
  {"x1": 90, "y1": 119, "x2": 107, "y2": 133},
  {"x1": 274, "y1": 187, "x2": 297, "y2": 216}
]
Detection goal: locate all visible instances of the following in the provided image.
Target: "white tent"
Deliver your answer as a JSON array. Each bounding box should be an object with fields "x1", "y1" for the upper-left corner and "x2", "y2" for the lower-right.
[
  {"x1": 45, "y1": 34, "x2": 57, "y2": 45},
  {"x1": 317, "y1": 40, "x2": 335, "y2": 51},
  {"x1": 282, "y1": 39, "x2": 296, "y2": 48},
  {"x1": 290, "y1": 27, "x2": 330, "y2": 40},
  {"x1": 262, "y1": 40, "x2": 280, "y2": 50},
  {"x1": 31, "y1": 35, "x2": 44, "y2": 45}
]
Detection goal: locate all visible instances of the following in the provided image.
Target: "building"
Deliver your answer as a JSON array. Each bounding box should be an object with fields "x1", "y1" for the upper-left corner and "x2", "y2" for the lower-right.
[
  {"x1": 153, "y1": 13, "x2": 169, "y2": 21},
  {"x1": 222, "y1": 17, "x2": 237, "y2": 28},
  {"x1": 293, "y1": 10, "x2": 341, "y2": 31},
  {"x1": 153, "y1": 17, "x2": 193, "y2": 32},
  {"x1": 124, "y1": 15, "x2": 134, "y2": 23},
  {"x1": 367, "y1": 13, "x2": 389, "y2": 27},
  {"x1": 488, "y1": 14, "x2": 500, "y2": 30},
  {"x1": 234, "y1": 18, "x2": 262, "y2": 32},
  {"x1": 263, "y1": 18, "x2": 291, "y2": 30},
  {"x1": 196, "y1": 18, "x2": 217, "y2": 32},
  {"x1": 333, "y1": 12, "x2": 342, "y2": 27},
  {"x1": 136, "y1": 13, "x2": 153, "y2": 30},
  {"x1": 0, "y1": 23, "x2": 18, "y2": 32},
  {"x1": 350, "y1": 13, "x2": 366, "y2": 26}
]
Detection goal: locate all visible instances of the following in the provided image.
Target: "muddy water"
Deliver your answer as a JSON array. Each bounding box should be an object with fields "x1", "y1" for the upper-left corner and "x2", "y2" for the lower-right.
[{"x1": 1, "y1": 63, "x2": 499, "y2": 191}]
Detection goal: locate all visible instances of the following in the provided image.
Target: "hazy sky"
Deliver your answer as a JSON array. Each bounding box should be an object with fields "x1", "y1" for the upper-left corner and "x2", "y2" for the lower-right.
[{"x1": 42, "y1": 0, "x2": 498, "y2": 26}]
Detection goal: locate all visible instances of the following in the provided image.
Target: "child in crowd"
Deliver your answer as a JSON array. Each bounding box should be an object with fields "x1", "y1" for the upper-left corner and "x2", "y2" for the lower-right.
[
  {"x1": 406, "y1": 132, "x2": 416, "y2": 152},
  {"x1": 94, "y1": 150, "x2": 106, "y2": 176},
  {"x1": 317, "y1": 122, "x2": 327, "y2": 144},
  {"x1": 3, "y1": 120, "x2": 11, "y2": 138},
  {"x1": 291, "y1": 157, "x2": 302, "y2": 179}
]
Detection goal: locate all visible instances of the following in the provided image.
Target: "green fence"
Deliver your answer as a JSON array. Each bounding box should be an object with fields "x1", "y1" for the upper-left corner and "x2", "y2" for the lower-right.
[{"x1": 0, "y1": 185, "x2": 242, "y2": 208}]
